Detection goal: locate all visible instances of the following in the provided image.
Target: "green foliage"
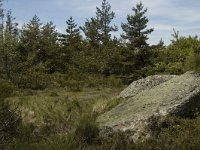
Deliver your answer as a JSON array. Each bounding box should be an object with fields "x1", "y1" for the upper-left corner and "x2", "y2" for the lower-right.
[
  {"x1": 0, "y1": 79, "x2": 14, "y2": 99},
  {"x1": 81, "y1": 0, "x2": 117, "y2": 48},
  {"x1": 148, "y1": 35, "x2": 200, "y2": 75},
  {"x1": 49, "y1": 73, "x2": 68, "y2": 87},
  {"x1": 171, "y1": 28, "x2": 180, "y2": 44},
  {"x1": 60, "y1": 16, "x2": 81, "y2": 48},
  {"x1": 14, "y1": 71, "x2": 51, "y2": 90},
  {"x1": 118, "y1": 2, "x2": 154, "y2": 74},
  {"x1": 81, "y1": 18, "x2": 100, "y2": 48},
  {"x1": 19, "y1": 15, "x2": 42, "y2": 62},
  {"x1": 0, "y1": 7, "x2": 19, "y2": 80},
  {"x1": 96, "y1": 0, "x2": 118, "y2": 46},
  {"x1": 141, "y1": 116, "x2": 200, "y2": 150},
  {"x1": 166, "y1": 36, "x2": 200, "y2": 73},
  {"x1": 121, "y1": 1, "x2": 153, "y2": 49}
]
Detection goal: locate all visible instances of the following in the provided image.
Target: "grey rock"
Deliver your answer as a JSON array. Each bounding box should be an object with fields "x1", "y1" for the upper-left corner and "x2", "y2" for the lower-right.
[
  {"x1": 97, "y1": 71, "x2": 200, "y2": 141},
  {"x1": 118, "y1": 74, "x2": 176, "y2": 99}
]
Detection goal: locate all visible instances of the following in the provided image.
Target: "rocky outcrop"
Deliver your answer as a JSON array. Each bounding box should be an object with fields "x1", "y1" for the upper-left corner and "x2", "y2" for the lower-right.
[
  {"x1": 118, "y1": 75, "x2": 176, "y2": 99},
  {"x1": 97, "y1": 72, "x2": 200, "y2": 140}
]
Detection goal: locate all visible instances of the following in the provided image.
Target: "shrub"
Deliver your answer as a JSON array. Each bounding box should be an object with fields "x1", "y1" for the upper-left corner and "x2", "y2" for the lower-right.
[
  {"x1": 50, "y1": 73, "x2": 68, "y2": 88},
  {"x1": 14, "y1": 72, "x2": 51, "y2": 90},
  {"x1": 137, "y1": 114, "x2": 200, "y2": 150},
  {"x1": 66, "y1": 79, "x2": 83, "y2": 92},
  {"x1": 0, "y1": 79, "x2": 14, "y2": 99}
]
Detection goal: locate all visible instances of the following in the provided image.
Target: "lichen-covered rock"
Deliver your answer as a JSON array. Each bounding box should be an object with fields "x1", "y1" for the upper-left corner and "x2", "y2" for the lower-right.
[
  {"x1": 118, "y1": 75, "x2": 176, "y2": 99},
  {"x1": 97, "y1": 72, "x2": 200, "y2": 140}
]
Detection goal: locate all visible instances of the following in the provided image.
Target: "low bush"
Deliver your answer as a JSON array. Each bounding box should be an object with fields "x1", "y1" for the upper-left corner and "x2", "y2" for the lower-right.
[
  {"x1": 13, "y1": 72, "x2": 51, "y2": 90},
  {"x1": 0, "y1": 79, "x2": 15, "y2": 99},
  {"x1": 66, "y1": 79, "x2": 83, "y2": 92},
  {"x1": 50, "y1": 73, "x2": 68, "y2": 88}
]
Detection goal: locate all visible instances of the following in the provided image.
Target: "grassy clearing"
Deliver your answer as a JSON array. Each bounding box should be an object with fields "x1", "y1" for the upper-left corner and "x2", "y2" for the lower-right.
[
  {"x1": 4, "y1": 85, "x2": 200, "y2": 150},
  {"x1": 4, "y1": 86, "x2": 124, "y2": 149},
  {"x1": 6, "y1": 87, "x2": 123, "y2": 131}
]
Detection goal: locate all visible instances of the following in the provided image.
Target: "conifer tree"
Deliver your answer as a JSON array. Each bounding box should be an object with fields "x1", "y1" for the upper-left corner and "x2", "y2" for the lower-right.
[
  {"x1": 19, "y1": 15, "x2": 42, "y2": 63},
  {"x1": 3, "y1": 10, "x2": 19, "y2": 78},
  {"x1": 96, "y1": 0, "x2": 118, "y2": 46},
  {"x1": 81, "y1": 0, "x2": 117, "y2": 48},
  {"x1": 80, "y1": 18, "x2": 100, "y2": 49},
  {"x1": 121, "y1": 2, "x2": 153, "y2": 49},
  {"x1": 40, "y1": 22, "x2": 66, "y2": 73},
  {"x1": 0, "y1": 0, "x2": 4, "y2": 74},
  {"x1": 37, "y1": 21, "x2": 58, "y2": 64},
  {"x1": 120, "y1": 2, "x2": 154, "y2": 71},
  {"x1": 0, "y1": 0, "x2": 19, "y2": 79},
  {"x1": 66, "y1": 17, "x2": 80, "y2": 44},
  {"x1": 61, "y1": 16, "x2": 81, "y2": 48}
]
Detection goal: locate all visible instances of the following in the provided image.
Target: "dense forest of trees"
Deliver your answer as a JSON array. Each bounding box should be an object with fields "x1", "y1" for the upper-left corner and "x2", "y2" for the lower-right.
[{"x1": 0, "y1": 0, "x2": 199, "y2": 89}]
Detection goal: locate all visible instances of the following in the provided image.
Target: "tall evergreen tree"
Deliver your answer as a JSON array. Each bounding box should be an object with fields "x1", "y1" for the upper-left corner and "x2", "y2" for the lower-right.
[
  {"x1": 121, "y1": 2, "x2": 153, "y2": 49},
  {"x1": 119, "y1": 2, "x2": 154, "y2": 73},
  {"x1": 3, "y1": 10, "x2": 19, "y2": 78},
  {"x1": 0, "y1": 0, "x2": 19, "y2": 79},
  {"x1": 19, "y1": 15, "x2": 42, "y2": 63},
  {"x1": 96, "y1": 0, "x2": 118, "y2": 46},
  {"x1": 61, "y1": 16, "x2": 81, "y2": 48},
  {"x1": 40, "y1": 22, "x2": 67, "y2": 73},
  {"x1": 81, "y1": 0, "x2": 117, "y2": 48},
  {"x1": 0, "y1": 0, "x2": 4, "y2": 75},
  {"x1": 37, "y1": 21, "x2": 58, "y2": 64},
  {"x1": 80, "y1": 17, "x2": 100, "y2": 49},
  {"x1": 66, "y1": 17, "x2": 80, "y2": 45}
]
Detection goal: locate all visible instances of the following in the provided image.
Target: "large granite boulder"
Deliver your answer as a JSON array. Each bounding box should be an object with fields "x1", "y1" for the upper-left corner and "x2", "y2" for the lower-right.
[
  {"x1": 118, "y1": 74, "x2": 176, "y2": 99},
  {"x1": 97, "y1": 72, "x2": 200, "y2": 140}
]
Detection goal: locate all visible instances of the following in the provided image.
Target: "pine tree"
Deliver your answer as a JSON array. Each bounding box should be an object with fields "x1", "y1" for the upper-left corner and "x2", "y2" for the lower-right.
[
  {"x1": 81, "y1": 0, "x2": 117, "y2": 48},
  {"x1": 171, "y1": 28, "x2": 180, "y2": 44},
  {"x1": 19, "y1": 15, "x2": 42, "y2": 63},
  {"x1": 60, "y1": 16, "x2": 81, "y2": 48},
  {"x1": 96, "y1": 0, "x2": 117, "y2": 46},
  {"x1": 121, "y1": 2, "x2": 153, "y2": 49},
  {"x1": 0, "y1": 0, "x2": 19, "y2": 79},
  {"x1": 119, "y1": 2, "x2": 154, "y2": 72},
  {"x1": 37, "y1": 21, "x2": 58, "y2": 64},
  {"x1": 0, "y1": 0, "x2": 4, "y2": 75},
  {"x1": 80, "y1": 18, "x2": 100, "y2": 48},
  {"x1": 3, "y1": 10, "x2": 19, "y2": 78},
  {"x1": 66, "y1": 17, "x2": 80, "y2": 45},
  {"x1": 80, "y1": 17, "x2": 100, "y2": 49},
  {"x1": 40, "y1": 22, "x2": 66, "y2": 73}
]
